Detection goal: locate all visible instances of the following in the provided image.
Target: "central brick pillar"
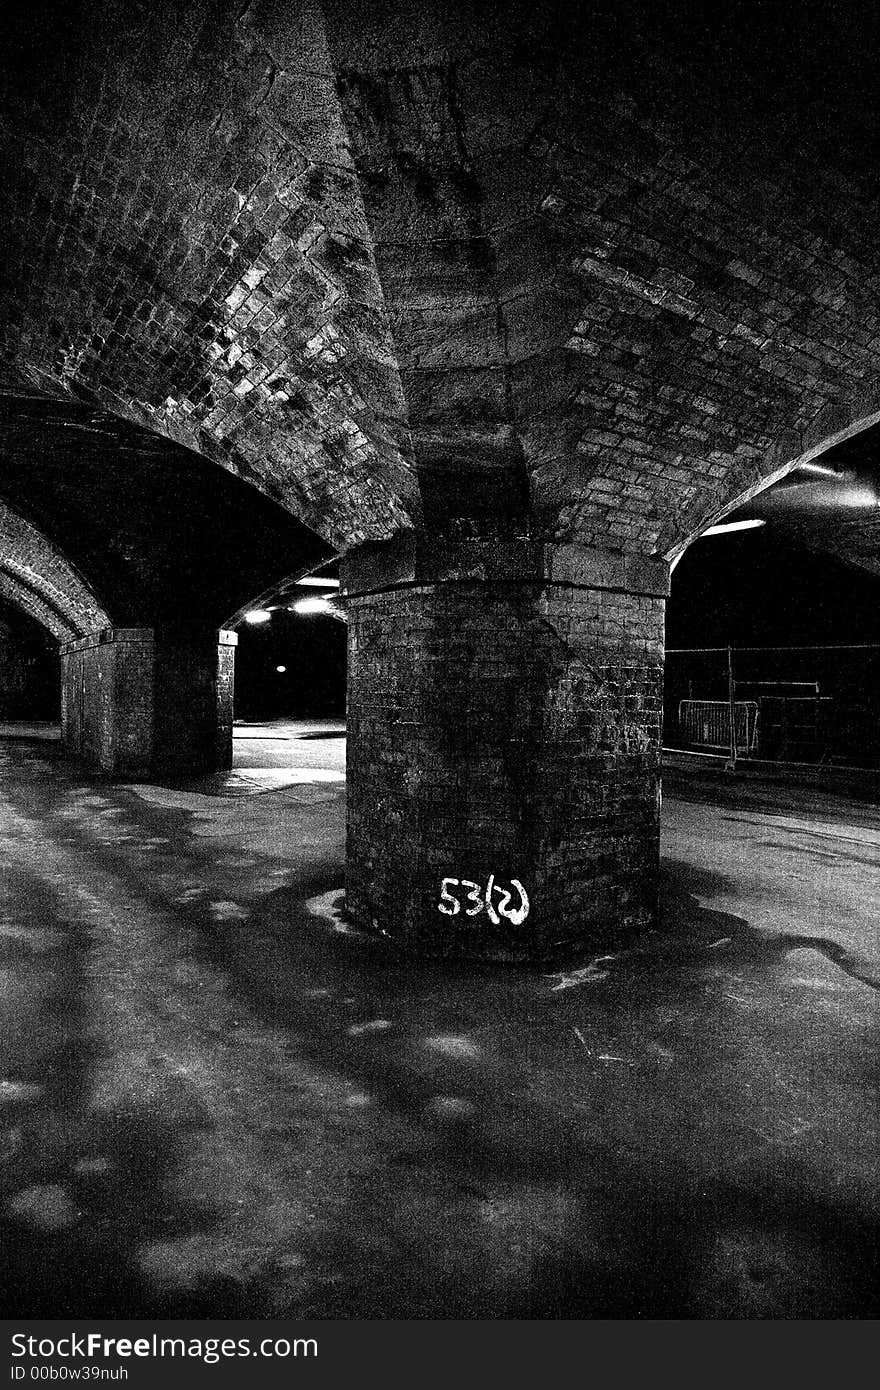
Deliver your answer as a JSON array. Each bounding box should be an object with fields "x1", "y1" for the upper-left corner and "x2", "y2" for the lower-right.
[
  {"x1": 61, "y1": 626, "x2": 236, "y2": 778},
  {"x1": 341, "y1": 536, "x2": 669, "y2": 962}
]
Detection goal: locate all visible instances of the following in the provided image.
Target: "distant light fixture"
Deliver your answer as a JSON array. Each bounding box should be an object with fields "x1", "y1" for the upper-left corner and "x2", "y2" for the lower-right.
[
  {"x1": 243, "y1": 608, "x2": 273, "y2": 624},
  {"x1": 701, "y1": 518, "x2": 766, "y2": 537},
  {"x1": 296, "y1": 576, "x2": 340, "y2": 589},
  {"x1": 291, "y1": 596, "x2": 333, "y2": 616},
  {"x1": 275, "y1": 664, "x2": 287, "y2": 674}
]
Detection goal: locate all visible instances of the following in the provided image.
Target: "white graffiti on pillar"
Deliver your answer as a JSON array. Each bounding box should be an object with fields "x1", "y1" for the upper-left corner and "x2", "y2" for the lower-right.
[{"x1": 436, "y1": 875, "x2": 530, "y2": 926}]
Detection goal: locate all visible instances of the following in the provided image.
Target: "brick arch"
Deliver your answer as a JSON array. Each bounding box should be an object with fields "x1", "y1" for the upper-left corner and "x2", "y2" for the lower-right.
[
  {"x1": 660, "y1": 389, "x2": 880, "y2": 560},
  {"x1": 0, "y1": 572, "x2": 77, "y2": 643},
  {"x1": 4, "y1": 0, "x2": 880, "y2": 564},
  {"x1": 0, "y1": 500, "x2": 110, "y2": 639},
  {"x1": 0, "y1": 0, "x2": 419, "y2": 550},
  {"x1": 323, "y1": 0, "x2": 880, "y2": 558}
]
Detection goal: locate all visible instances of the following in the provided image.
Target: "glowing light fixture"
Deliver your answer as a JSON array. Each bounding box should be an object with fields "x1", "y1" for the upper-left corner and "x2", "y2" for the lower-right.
[
  {"x1": 296, "y1": 576, "x2": 340, "y2": 589},
  {"x1": 701, "y1": 518, "x2": 766, "y2": 538},
  {"x1": 291, "y1": 596, "x2": 333, "y2": 616},
  {"x1": 276, "y1": 664, "x2": 287, "y2": 674},
  {"x1": 243, "y1": 608, "x2": 273, "y2": 624},
  {"x1": 795, "y1": 460, "x2": 845, "y2": 479}
]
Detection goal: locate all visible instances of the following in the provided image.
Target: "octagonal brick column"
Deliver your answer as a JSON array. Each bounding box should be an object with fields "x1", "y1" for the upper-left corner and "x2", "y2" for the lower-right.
[{"x1": 341, "y1": 536, "x2": 669, "y2": 962}]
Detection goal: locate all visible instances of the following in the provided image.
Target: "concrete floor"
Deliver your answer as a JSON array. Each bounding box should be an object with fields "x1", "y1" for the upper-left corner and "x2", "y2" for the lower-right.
[{"x1": 0, "y1": 722, "x2": 877, "y2": 1319}]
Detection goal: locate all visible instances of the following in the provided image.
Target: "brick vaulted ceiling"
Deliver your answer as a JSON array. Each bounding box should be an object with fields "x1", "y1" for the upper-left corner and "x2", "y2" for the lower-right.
[
  {"x1": 2, "y1": 0, "x2": 880, "y2": 581},
  {"x1": 0, "y1": 391, "x2": 331, "y2": 627}
]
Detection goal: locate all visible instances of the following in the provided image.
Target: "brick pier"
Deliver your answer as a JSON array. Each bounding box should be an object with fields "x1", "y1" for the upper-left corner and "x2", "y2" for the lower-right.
[
  {"x1": 61, "y1": 628, "x2": 237, "y2": 778},
  {"x1": 343, "y1": 536, "x2": 668, "y2": 960}
]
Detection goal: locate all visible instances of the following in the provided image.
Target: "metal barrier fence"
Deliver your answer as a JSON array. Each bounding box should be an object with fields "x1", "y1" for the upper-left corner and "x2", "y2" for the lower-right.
[
  {"x1": 664, "y1": 644, "x2": 880, "y2": 768},
  {"x1": 678, "y1": 699, "x2": 759, "y2": 756}
]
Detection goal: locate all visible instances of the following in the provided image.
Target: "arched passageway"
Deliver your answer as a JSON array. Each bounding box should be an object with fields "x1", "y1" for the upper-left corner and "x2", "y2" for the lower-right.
[
  {"x1": 0, "y1": 0, "x2": 878, "y2": 1325},
  {"x1": 3, "y1": 0, "x2": 880, "y2": 959},
  {"x1": 665, "y1": 421, "x2": 880, "y2": 771}
]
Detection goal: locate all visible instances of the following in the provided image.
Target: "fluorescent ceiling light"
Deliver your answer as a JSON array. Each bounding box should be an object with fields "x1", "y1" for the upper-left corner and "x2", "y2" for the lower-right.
[
  {"x1": 291, "y1": 596, "x2": 333, "y2": 616},
  {"x1": 795, "y1": 460, "x2": 845, "y2": 478},
  {"x1": 701, "y1": 518, "x2": 766, "y2": 537},
  {"x1": 243, "y1": 608, "x2": 273, "y2": 624},
  {"x1": 296, "y1": 576, "x2": 340, "y2": 588}
]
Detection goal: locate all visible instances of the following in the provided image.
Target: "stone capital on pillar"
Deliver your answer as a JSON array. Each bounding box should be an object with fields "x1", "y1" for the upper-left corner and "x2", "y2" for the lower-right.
[
  {"x1": 61, "y1": 626, "x2": 237, "y2": 778},
  {"x1": 341, "y1": 533, "x2": 669, "y2": 962},
  {"x1": 341, "y1": 533, "x2": 670, "y2": 600}
]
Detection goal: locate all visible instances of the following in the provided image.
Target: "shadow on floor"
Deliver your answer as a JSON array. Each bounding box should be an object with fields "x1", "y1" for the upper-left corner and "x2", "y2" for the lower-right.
[{"x1": 0, "y1": 741, "x2": 877, "y2": 1317}]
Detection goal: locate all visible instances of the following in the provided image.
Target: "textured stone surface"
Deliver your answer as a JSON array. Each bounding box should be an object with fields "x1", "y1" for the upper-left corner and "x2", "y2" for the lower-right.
[
  {"x1": 343, "y1": 533, "x2": 669, "y2": 596},
  {"x1": 344, "y1": 543, "x2": 664, "y2": 959}
]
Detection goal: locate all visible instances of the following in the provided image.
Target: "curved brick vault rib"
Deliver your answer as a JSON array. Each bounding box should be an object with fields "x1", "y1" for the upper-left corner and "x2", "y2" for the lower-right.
[
  {"x1": 3, "y1": 1, "x2": 880, "y2": 566},
  {"x1": 0, "y1": 505, "x2": 109, "y2": 639},
  {"x1": 662, "y1": 393, "x2": 880, "y2": 560},
  {"x1": 0, "y1": 390, "x2": 333, "y2": 629},
  {"x1": 0, "y1": 499, "x2": 110, "y2": 640},
  {"x1": 0, "y1": 572, "x2": 78, "y2": 643}
]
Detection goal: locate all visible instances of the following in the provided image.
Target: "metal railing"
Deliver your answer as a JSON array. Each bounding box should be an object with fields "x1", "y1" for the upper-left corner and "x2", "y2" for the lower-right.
[
  {"x1": 678, "y1": 699, "x2": 759, "y2": 757},
  {"x1": 664, "y1": 644, "x2": 880, "y2": 769}
]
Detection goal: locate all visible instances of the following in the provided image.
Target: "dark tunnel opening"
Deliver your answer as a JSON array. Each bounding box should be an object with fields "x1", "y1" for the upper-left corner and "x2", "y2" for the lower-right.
[
  {"x1": 233, "y1": 605, "x2": 347, "y2": 724},
  {"x1": 0, "y1": 598, "x2": 60, "y2": 723},
  {"x1": 665, "y1": 519, "x2": 880, "y2": 769}
]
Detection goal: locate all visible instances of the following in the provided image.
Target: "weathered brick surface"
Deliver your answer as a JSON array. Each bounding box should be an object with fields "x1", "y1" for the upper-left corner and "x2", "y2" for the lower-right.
[
  {"x1": 0, "y1": 0, "x2": 417, "y2": 548},
  {"x1": 152, "y1": 629, "x2": 238, "y2": 776},
  {"x1": 344, "y1": 544, "x2": 664, "y2": 959},
  {"x1": 61, "y1": 627, "x2": 236, "y2": 777},
  {"x1": 3, "y1": 2, "x2": 880, "y2": 561},
  {"x1": 0, "y1": 572, "x2": 78, "y2": 644},
  {"x1": 62, "y1": 629, "x2": 155, "y2": 776},
  {"x1": 0, "y1": 498, "x2": 109, "y2": 639},
  {"x1": 325, "y1": 0, "x2": 880, "y2": 556}
]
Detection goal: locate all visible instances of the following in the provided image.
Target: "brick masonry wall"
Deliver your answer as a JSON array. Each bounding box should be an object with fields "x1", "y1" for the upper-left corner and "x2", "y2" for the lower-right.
[
  {"x1": 4, "y1": 2, "x2": 880, "y2": 570},
  {"x1": 345, "y1": 568, "x2": 664, "y2": 960},
  {"x1": 152, "y1": 629, "x2": 237, "y2": 775},
  {"x1": 0, "y1": 572, "x2": 76, "y2": 644},
  {"x1": 61, "y1": 629, "x2": 154, "y2": 776}
]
